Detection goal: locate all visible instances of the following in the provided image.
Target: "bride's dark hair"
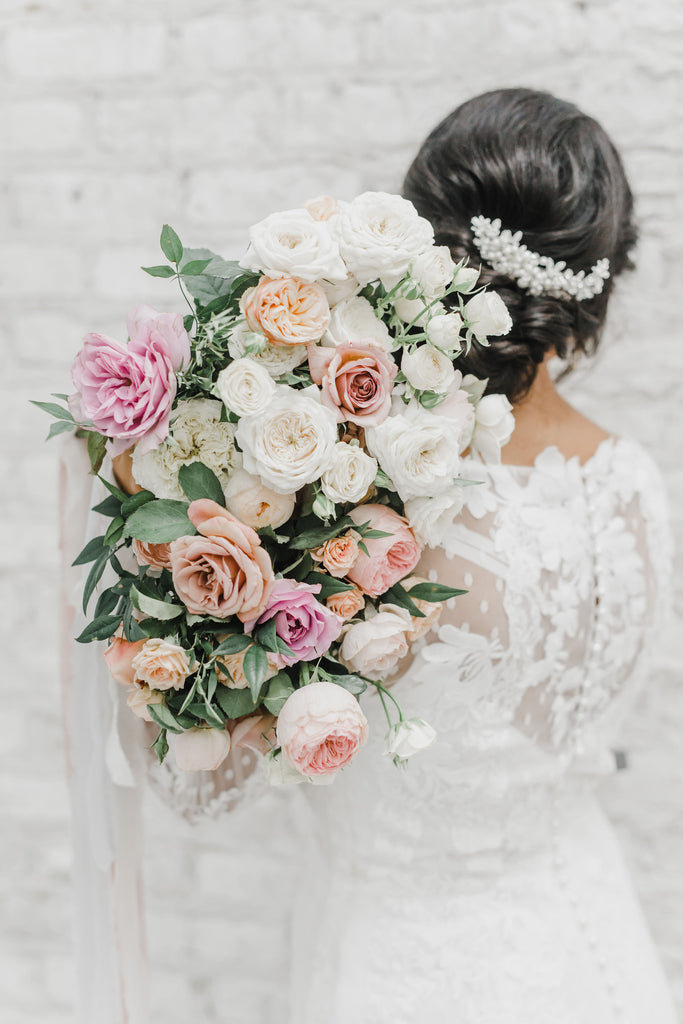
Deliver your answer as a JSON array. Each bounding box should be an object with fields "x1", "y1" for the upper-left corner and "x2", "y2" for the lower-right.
[{"x1": 402, "y1": 88, "x2": 637, "y2": 402}]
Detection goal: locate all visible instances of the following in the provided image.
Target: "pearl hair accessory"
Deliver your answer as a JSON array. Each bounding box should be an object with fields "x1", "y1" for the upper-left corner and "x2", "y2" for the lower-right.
[{"x1": 470, "y1": 216, "x2": 610, "y2": 301}]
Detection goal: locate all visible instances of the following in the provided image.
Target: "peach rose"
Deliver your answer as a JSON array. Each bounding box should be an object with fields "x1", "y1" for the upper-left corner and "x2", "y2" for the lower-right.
[
  {"x1": 241, "y1": 276, "x2": 330, "y2": 346},
  {"x1": 346, "y1": 504, "x2": 421, "y2": 598},
  {"x1": 313, "y1": 531, "x2": 360, "y2": 578},
  {"x1": 307, "y1": 338, "x2": 397, "y2": 426},
  {"x1": 230, "y1": 713, "x2": 277, "y2": 754},
  {"x1": 171, "y1": 727, "x2": 231, "y2": 772},
  {"x1": 170, "y1": 499, "x2": 274, "y2": 623},
  {"x1": 401, "y1": 575, "x2": 443, "y2": 642},
  {"x1": 132, "y1": 538, "x2": 173, "y2": 569},
  {"x1": 126, "y1": 681, "x2": 164, "y2": 722},
  {"x1": 216, "y1": 646, "x2": 282, "y2": 690},
  {"x1": 104, "y1": 633, "x2": 145, "y2": 686},
  {"x1": 276, "y1": 681, "x2": 368, "y2": 777},
  {"x1": 131, "y1": 638, "x2": 192, "y2": 691},
  {"x1": 325, "y1": 585, "x2": 365, "y2": 621}
]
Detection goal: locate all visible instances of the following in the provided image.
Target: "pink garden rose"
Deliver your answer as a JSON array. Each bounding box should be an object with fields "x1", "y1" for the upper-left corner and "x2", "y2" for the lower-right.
[
  {"x1": 103, "y1": 633, "x2": 145, "y2": 686},
  {"x1": 307, "y1": 338, "x2": 397, "y2": 426},
  {"x1": 69, "y1": 303, "x2": 191, "y2": 456},
  {"x1": 246, "y1": 578, "x2": 343, "y2": 666},
  {"x1": 276, "y1": 680, "x2": 368, "y2": 777},
  {"x1": 345, "y1": 504, "x2": 421, "y2": 598},
  {"x1": 170, "y1": 499, "x2": 275, "y2": 623}
]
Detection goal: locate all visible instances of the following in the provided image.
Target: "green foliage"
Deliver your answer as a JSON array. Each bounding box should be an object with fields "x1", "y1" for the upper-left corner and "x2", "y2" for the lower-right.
[
  {"x1": 142, "y1": 264, "x2": 176, "y2": 278},
  {"x1": 215, "y1": 684, "x2": 258, "y2": 720},
  {"x1": 75, "y1": 613, "x2": 122, "y2": 643},
  {"x1": 243, "y1": 643, "x2": 270, "y2": 702},
  {"x1": 160, "y1": 224, "x2": 183, "y2": 265},
  {"x1": 151, "y1": 729, "x2": 169, "y2": 764},
  {"x1": 262, "y1": 673, "x2": 295, "y2": 715},
  {"x1": 178, "y1": 461, "x2": 226, "y2": 506},
  {"x1": 407, "y1": 581, "x2": 467, "y2": 602},
  {"x1": 304, "y1": 571, "x2": 356, "y2": 599},
  {"x1": 384, "y1": 581, "x2": 426, "y2": 618},
  {"x1": 124, "y1": 499, "x2": 196, "y2": 543},
  {"x1": 130, "y1": 586, "x2": 184, "y2": 621}
]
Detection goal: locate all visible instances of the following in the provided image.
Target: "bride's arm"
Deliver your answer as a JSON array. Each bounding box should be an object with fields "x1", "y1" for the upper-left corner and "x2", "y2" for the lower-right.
[{"x1": 111, "y1": 449, "x2": 141, "y2": 496}]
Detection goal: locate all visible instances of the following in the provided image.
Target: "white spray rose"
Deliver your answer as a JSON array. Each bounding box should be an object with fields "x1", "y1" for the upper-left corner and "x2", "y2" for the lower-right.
[
  {"x1": 334, "y1": 192, "x2": 434, "y2": 288},
  {"x1": 240, "y1": 207, "x2": 347, "y2": 282},
  {"x1": 385, "y1": 718, "x2": 437, "y2": 760},
  {"x1": 401, "y1": 344, "x2": 456, "y2": 393},
  {"x1": 132, "y1": 398, "x2": 241, "y2": 499},
  {"x1": 324, "y1": 296, "x2": 393, "y2": 350},
  {"x1": 227, "y1": 321, "x2": 308, "y2": 378},
  {"x1": 464, "y1": 291, "x2": 513, "y2": 341},
  {"x1": 452, "y1": 265, "x2": 480, "y2": 292},
  {"x1": 410, "y1": 246, "x2": 456, "y2": 297},
  {"x1": 235, "y1": 387, "x2": 338, "y2": 494},
  {"x1": 470, "y1": 393, "x2": 515, "y2": 464},
  {"x1": 224, "y1": 468, "x2": 296, "y2": 529},
  {"x1": 404, "y1": 487, "x2": 466, "y2": 548},
  {"x1": 340, "y1": 606, "x2": 412, "y2": 680},
  {"x1": 426, "y1": 312, "x2": 464, "y2": 353},
  {"x1": 320, "y1": 442, "x2": 378, "y2": 504},
  {"x1": 263, "y1": 750, "x2": 306, "y2": 786},
  {"x1": 215, "y1": 357, "x2": 276, "y2": 417},
  {"x1": 365, "y1": 401, "x2": 461, "y2": 501}
]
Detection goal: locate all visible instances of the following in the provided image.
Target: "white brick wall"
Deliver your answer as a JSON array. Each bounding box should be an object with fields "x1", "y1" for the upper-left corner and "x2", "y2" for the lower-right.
[{"x1": 1, "y1": 0, "x2": 682, "y2": 1021}]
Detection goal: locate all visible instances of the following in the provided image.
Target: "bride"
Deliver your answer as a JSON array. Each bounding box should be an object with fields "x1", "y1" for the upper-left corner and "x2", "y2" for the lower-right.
[{"x1": 63, "y1": 88, "x2": 678, "y2": 1023}]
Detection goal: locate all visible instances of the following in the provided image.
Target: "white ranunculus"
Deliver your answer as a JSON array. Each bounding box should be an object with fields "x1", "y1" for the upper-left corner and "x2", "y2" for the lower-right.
[
  {"x1": 410, "y1": 246, "x2": 456, "y2": 298},
  {"x1": 334, "y1": 191, "x2": 434, "y2": 288},
  {"x1": 240, "y1": 207, "x2": 347, "y2": 283},
  {"x1": 464, "y1": 291, "x2": 513, "y2": 341},
  {"x1": 401, "y1": 344, "x2": 456, "y2": 393},
  {"x1": 171, "y1": 727, "x2": 231, "y2": 772},
  {"x1": 235, "y1": 387, "x2": 338, "y2": 494},
  {"x1": 324, "y1": 295, "x2": 393, "y2": 350},
  {"x1": 365, "y1": 401, "x2": 460, "y2": 501},
  {"x1": 215, "y1": 357, "x2": 276, "y2": 417},
  {"x1": 470, "y1": 393, "x2": 515, "y2": 464},
  {"x1": 385, "y1": 718, "x2": 437, "y2": 760},
  {"x1": 227, "y1": 321, "x2": 308, "y2": 378},
  {"x1": 404, "y1": 487, "x2": 466, "y2": 548},
  {"x1": 132, "y1": 398, "x2": 242, "y2": 499},
  {"x1": 320, "y1": 442, "x2": 378, "y2": 504},
  {"x1": 426, "y1": 312, "x2": 464, "y2": 353},
  {"x1": 223, "y1": 468, "x2": 296, "y2": 529},
  {"x1": 340, "y1": 606, "x2": 412, "y2": 681}
]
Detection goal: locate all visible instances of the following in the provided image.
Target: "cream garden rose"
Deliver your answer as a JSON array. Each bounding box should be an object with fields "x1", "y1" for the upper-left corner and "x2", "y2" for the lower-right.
[
  {"x1": 324, "y1": 296, "x2": 393, "y2": 351},
  {"x1": 240, "y1": 207, "x2": 347, "y2": 283},
  {"x1": 224, "y1": 468, "x2": 296, "y2": 529},
  {"x1": 340, "y1": 605, "x2": 412, "y2": 680},
  {"x1": 131, "y1": 638, "x2": 192, "y2": 691},
  {"x1": 335, "y1": 192, "x2": 434, "y2": 287},
  {"x1": 227, "y1": 321, "x2": 308, "y2": 378},
  {"x1": 401, "y1": 344, "x2": 456, "y2": 393},
  {"x1": 410, "y1": 246, "x2": 456, "y2": 298},
  {"x1": 385, "y1": 718, "x2": 437, "y2": 760},
  {"x1": 426, "y1": 312, "x2": 464, "y2": 354},
  {"x1": 235, "y1": 387, "x2": 338, "y2": 494},
  {"x1": 320, "y1": 441, "x2": 378, "y2": 504},
  {"x1": 215, "y1": 357, "x2": 276, "y2": 417},
  {"x1": 464, "y1": 291, "x2": 513, "y2": 342}
]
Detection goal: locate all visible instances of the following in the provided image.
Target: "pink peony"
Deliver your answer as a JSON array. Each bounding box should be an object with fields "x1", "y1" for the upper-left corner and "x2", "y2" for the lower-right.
[
  {"x1": 170, "y1": 499, "x2": 274, "y2": 623},
  {"x1": 245, "y1": 578, "x2": 343, "y2": 666},
  {"x1": 307, "y1": 338, "x2": 397, "y2": 426},
  {"x1": 69, "y1": 304, "x2": 191, "y2": 456},
  {"x1": 276, "y1": 681, "x2": 368, "y2": 777},
  {"x1": 345, "y1": 504, "x2": 421, "y2": 598}
]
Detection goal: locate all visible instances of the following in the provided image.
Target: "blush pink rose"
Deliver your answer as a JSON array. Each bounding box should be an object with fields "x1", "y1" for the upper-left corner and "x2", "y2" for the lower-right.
[
  {"x1": 170, "y1": 499, "x2": 274, "y2": 623},
  {"x1": 276, "y1": 680, "x2": 368, "y2": 777},
  {"x1": 245, "y1": 578, "x2": 343, "y2": 666},
  {"x1": 345, "y1": 503, "x2": 421, "y2": 598},
  {"x1": 241, "y1": 276, "x2": 330, "y2": 346},
  {"x1": 307, "y1": 338, "x2": 397, "y2": 426},
  {"x1": 132, "y1": 538, "x2": 173, "y2": 569},
  {"x1": 230, "y1": 713, "x2": 278, "y2": 755},
  {"x1": 103, "y1": 633, "x2": 145, "y2": 686},
  {"x1": 69, "y1": 304, "x2": 191, "y2": 456}
]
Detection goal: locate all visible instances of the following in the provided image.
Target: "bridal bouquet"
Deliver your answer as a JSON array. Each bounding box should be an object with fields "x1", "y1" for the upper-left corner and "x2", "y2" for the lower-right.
[{"x1": 37, "y1": 191, "x2": 513, "y2": 784}]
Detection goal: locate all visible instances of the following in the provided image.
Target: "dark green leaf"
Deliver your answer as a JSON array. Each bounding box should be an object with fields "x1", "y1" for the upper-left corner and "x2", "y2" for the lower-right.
[
  {"x1": 130, "y1": 586, "x2": 184, "y2": 620},
  {"x1": 243, "y1": 644, "x2": 270, "y2": 702},
  {"x1": 30, "y1": 400, "x2": 74, "y2": 422},
  {"x1": 148, "y1": 702, "x2": 184, "y2": 734},
  {"x1": 82, "y1": 552, "x2": 110, "y2": 613},
  {"x1": 384, "y1": 582, "x2": 425, "y2": 618},
  {"x1": 92, "y1": 494, "x2": 122, "y2": 517},
  {"x1": 288, "y1": 516, "x2": 356, "y2": 550},
  {"x1": 124, "y1": 499, "x2": 195, "y2": 543},
  {"x1": 178, "y1": 461, "x2": 225, "y2": 506},
  {"x1": 215, "y1": 684, "x2": 258, "y2": 719},
  {"x1": 262, "y1": 673, "x2": 295, "y2": 715},
  {"x1": 160, "y1": 224, "x2": 183, "y2": 264},
  {"x1": 180, "y1": 258, "x2": 214, "y2": 276},
  {"x1": 255, "y1": 618, "x2": 278, "y2": 653},
  {"x1": 151, "y1": 729, "x2": 169, "y2": 764},
  {"x1": 304, "y1": 571, "x2": 356, "y2": 599},
  {"x1": 103, "y1": 515, "x2": 125, "y2": 546},
  {"x1": 213, "y1": 634, "x2": 252, "y2": 658},
  {"x1": 183, "y1": 314, "x2": 194, "y2": 332},
  {"x1": 72, "y1": 535, "x2": 106, "y2": 566},
  {"x1": 121, "y1": 489, "x2": 155, "y2": 517},
  {"x1": 75, "y1": 613, "x2": 122, "y2": 644},
  {"x1": 407, "y1": 582, "x2": 467, "y2": 602},
  {"x1": 138, "y1": 618, "x2": 174, "y2": 638},
  {"x1": 121, "y1": 603, "x2": 146, "y2": 641},
  {"x1": 47, "y1": 419, "x2": 74, "y2": 440},
  {"x1": 290, "y1": 552, "x2": 314, "y2": 582},
  {"x1": 362, "y1": 529, "x2": 393, "y2": 539},
  {"x1": 84, "y1": 431, "x2": 107, "y2": 474},
  {"x1": 95, "y1": 588, "x2": 119, "y2": 618},
  {"x1": 97, "y1": 476, "x2": 128, "y2": 501},
  {"x1": 327, "y1": 673, "x2": 368, "y2": 696},
  {"x1": 141, "y1": 264, "x2": 176, "y2": 278}
]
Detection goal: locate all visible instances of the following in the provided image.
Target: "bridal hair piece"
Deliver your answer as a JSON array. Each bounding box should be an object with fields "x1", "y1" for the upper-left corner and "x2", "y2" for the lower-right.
[{"x1": 470, "y1": 215, "x2": 611, "y2": 301}]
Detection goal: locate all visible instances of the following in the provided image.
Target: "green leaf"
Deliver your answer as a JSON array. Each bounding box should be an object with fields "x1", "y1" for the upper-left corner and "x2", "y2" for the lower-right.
[
  {"x1": 124, "y1": 499, "x2": 195, "y2": 543},
  {"x1": 98, "y1": 476, "x2": 128, "y2": 501},
  {"x1": 304, "y1": 571, "x2": 356, "y2": 599},
  {"x1": 213, "y1": 634, "x2": 252, "y2": 658},
  {"x1": 103, "y1": 515, "x2": 125, "y2": 546},
  {"x1": 95, "y1": 588, "x2": 119, "y2": 618},
  {"x1": 180, "y1": 258, "x2": 214, "y2": 276},
  {"x1": 178, "y1": 462, "x2": 225, "y2": 506},
  {"x1": 52, "y1": 393, "x2": 69, "y2": 401},
  {"x1": 160, "y1": 224, "x2": 183, "y2": 264},
  {"x1": 215, "y1": 684, "x2": 258, "y2": 720},
  {"x1": 92, "y1": 494, "x2": 122, "y2": 517},
  {"x1": 72, "y1": 535, "x2": 106, "y2": 566},
  {"x1": 148, "y1": 702, "x2": 184, "y2": 734},
  {"x1": 47, "y1": 419, "x2": 74, "y2": 440},
  {"x1": 138, "y1": 618, "x2": 173, "y2": 638},
  {"x1": 141, "y1": 264, "x2": 176, "y2": 278},
  {"x1": 84, "y1": 431, "x2": 107, "y2": 474},
  {"x1": 75, "y1": 613, "x2": 122, "y2": 644},
  {"x1": 243, "y1": 643, "x2": 270, "y2": 702},
  {"x1": 327, "y1": 673, "x2": 368, "y2": 696},
  {"x1": 31, "y1": 400, "x2": 74, "y2": 422},
  {"x1": 384, "y1": 582, "x2": 425, "y2": 618},
  {"x1": 82, "y1": 552, "x2": 110, "y2": 613},
  {"x1": 255, "y1": 618, "x2": 279, "y2": 653},
  {"x1": 151, "y1": 728, "x2": 169, "y2": 764},
  {"x1": 121, "y1": 604, "x2": 146, "y2": 641},
  {"x1": 288, "y1": 516, "x2": 356, "y2": 550},
  {"x1": 407, "y1": 582, "x2": 467, "y2": 602},
  {"x1": 130, "y1": 586, "x2": 184, "y2": 621},
  {"x1": 262, "y1": 673, "x2": 295, "y2": 715},
  {"x1": 121, "y1": 489, "x2": 155, "y2": 517}
]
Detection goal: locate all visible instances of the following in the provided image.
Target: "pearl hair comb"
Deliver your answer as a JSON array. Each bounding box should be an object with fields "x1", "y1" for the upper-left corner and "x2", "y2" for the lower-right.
[{"x1": 470, "y1": 216, "x2": 610, "y2": 301}]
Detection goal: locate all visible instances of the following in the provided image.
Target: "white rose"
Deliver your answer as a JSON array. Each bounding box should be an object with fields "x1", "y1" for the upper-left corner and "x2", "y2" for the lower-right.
[
  {"x1": 318, "y1": 272, "x2": 361, "y2": 307},
  {"x1": 438, "y1": 376, "x2": 476, "y2": 452},
  {"x1": 404, "y1": 487, "x2": 466, "y2": 548},
  {"x1": 340, "y1": 606, "x2": 412, "y2": 680},
  {"x1": 227, "y1": 321, "x2": 307, "y2": 378},
  {"x1": 324, "y1": 296, "x2": 393, "y2": 350},
  {"x1": 410, "y1": 246, "x2": 456, "y2": 298},
  {"x1": 385, "y1": 718, "x2": 437, "y2": 760},
  {"x1": 215, "y1": 357, "x2": 276, "y2": 417},
  {"x1": 470, "y1": 393, "x2": 515, "y2": 464},
  {"x1": 132, "y1": 398, "x2": 241, "y2": 499},
  {"x1": 320, "y1": 442, "x2": 378, "y2": 504},
  {"x1": 452, "y1": 265, "x2": 479, "y2": 293},
  {"x1": 304, "y1": 195, "x2": 340, "y2": 222},
  {"x1": 365, "y1": 401, "x2": 460, "y2": 501},
  {"x1": 464, "y1": 291, "x2": 513, "y2": 341},
  {"x1": 334, "y1": 191, "x2": 434, "y2": 288},
  {"x1": 171, "y1": 727, "x2": 231, "y2": 772},
  {"x1": 240, "y1": 207, "x2": 347, "y2": 282},
  {"x1": 235, "y1": 387, "x2": 338, "y2": 494},
  {"x1": 426, "y1": 312, "x2": 464, "y2": 353},
  {"x1": 401, "y1": 344, "x2": 456, "y2": 393},
  {"x1": 224, "y1": 468, "x2": 296, "y2": 529}
]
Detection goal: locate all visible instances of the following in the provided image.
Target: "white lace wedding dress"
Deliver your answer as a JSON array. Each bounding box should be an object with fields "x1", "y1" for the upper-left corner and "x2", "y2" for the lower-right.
[{"x1": 62, "y1": 434, "x2": 679, "y2": 1024}]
